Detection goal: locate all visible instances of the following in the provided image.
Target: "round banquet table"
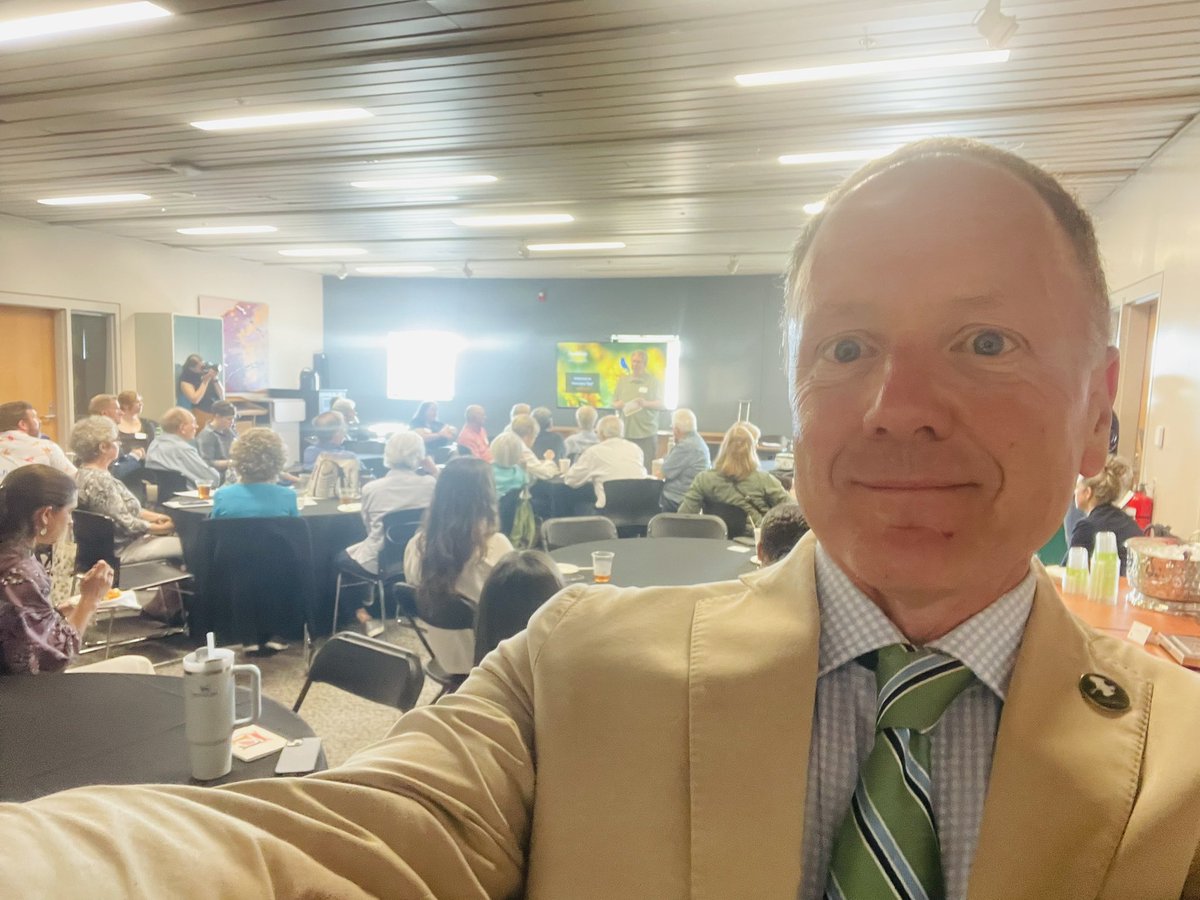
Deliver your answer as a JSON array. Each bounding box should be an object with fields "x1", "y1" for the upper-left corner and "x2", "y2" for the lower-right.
[
  {"x1": 549, "y1": 537, "x2": 759, "y2": 588},
  {"x1": 0, "y1": 673, "x2": 324, "y2": 802}
]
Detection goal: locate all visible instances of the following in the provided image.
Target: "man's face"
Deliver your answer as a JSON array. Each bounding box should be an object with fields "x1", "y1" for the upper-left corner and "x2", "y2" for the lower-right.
[
  {"x1": 20, "y1": 409, "x2": 40, "y2": 436},
  {"x1": 467, "y1": 406, "x2": 485, "y2": 427},
  {"x1": 212, "y1": 415, "x2": 235, "y2": 433},
  {"x1": 99, "y1": 401, "x2": 120, "y2": 423},
  {"x1": 630, "y1": 352, "x2": 647, "y2": 376},
  {"x1": 179, "y1": 414, "x2": 198, "y2": 440},
  {"x1": 791, "y1": 157, "x2": 1117, "y2": 602}
]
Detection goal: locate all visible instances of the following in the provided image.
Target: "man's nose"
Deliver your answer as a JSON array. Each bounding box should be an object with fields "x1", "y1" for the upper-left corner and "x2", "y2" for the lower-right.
[{"x1": 861, "y1": 348, "x2": 953, "y2": 439}]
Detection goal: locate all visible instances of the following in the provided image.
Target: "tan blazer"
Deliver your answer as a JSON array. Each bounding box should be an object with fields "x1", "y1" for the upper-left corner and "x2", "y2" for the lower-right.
[{"x1": 6, "y1": 534, "x2": 1200, "y2": 899}]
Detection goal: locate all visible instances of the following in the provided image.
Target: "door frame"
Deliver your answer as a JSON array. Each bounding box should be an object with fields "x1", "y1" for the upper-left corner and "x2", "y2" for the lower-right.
[{"x1": 1109, "y1": 272, "x2": 1163, "y2": 479}]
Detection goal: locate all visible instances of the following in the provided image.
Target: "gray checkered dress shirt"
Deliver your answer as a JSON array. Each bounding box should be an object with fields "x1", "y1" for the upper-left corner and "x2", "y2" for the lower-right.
[{"x1": 799, "y1": 544, "x2": 1036, "y2": 900}]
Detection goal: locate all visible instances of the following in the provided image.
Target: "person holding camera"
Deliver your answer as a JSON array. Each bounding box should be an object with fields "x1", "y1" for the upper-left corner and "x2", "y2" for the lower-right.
[{"x1": 177, "y1": 354, "x2": 224, "y2": 429}]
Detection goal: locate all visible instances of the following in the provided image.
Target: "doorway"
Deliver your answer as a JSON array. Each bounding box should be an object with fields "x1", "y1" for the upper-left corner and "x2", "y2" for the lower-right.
[
  {"x1": 1115, "y1": 296, "x2": 1159, "y2": 482},
  {"x1": 72, "y1": 312, "x2": 114, "y2": 420},
  {"x1": 0, "y1": 304, "x2": 62, "y2": 441}
]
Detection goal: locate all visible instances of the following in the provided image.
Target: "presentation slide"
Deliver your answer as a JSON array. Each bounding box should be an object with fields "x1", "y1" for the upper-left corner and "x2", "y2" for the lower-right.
[{"x1": 556, "y1": 341, "x2": 671, "y2": 408}]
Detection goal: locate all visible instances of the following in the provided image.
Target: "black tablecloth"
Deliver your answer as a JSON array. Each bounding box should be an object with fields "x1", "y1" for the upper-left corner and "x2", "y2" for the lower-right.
[
  {"x1": 549, "y1": 537, "x2": 758, "y2": 587},
  {"x1": 168, "y1": 497, "x2": 366, "y2": 637},
  {"x1": 0, "y1": 673, "x2": 323, "y2": 802}
]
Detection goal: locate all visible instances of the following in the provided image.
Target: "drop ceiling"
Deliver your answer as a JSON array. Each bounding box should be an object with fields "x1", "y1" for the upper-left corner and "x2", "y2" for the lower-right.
[{"x1": 1, "y1": 0, "x2": 1197, "y2": 278}]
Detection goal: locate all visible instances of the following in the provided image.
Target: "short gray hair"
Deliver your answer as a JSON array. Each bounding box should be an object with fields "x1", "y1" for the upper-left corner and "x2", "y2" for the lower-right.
[
  {"x1": 312, "y1": 410, "x2": 346, "y2": 440},
  {"x1": 160, "y1": 407, "x2": 194, "y2": 434},
  {"x1": 385, "y1": 431, "x2": 425, "y2": 470},
  {"x1": 672, "y1": 408, "x2": 697, "y2": 434},
  {"x1": 70, "y1": 415, "x2": 118, "y2": 463},
  {"x1": 331, "y1": 398, "x2": 356, "y2": 416},
  {"x1": 491, "y1": 432, "x2": 525, "y2": 468},
  {"x1": 596, "y1": 415, "x2": 624, "y2": 440},
  {"x1": 230, "y1": 428, "x2": 288, "y2": 483},
  {"x1": 531, "y1": 407, "x2": 554, "y2": 431},
  {"x1": 510, "y1": 413, "x2": 539, "y2": 441},
  {"x1": 575, "y1": 405, "x2": 597, "y2": 430}
]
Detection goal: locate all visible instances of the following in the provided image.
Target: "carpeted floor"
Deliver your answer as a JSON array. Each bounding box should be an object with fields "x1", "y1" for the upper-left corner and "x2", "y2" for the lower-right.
[{"x1": 72, "y1": 612, "x2": 444, "y2": 767}]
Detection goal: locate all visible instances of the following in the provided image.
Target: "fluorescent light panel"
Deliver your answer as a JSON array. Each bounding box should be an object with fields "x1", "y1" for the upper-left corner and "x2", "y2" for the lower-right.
[
  {"x1": 779, "y1": 148, "x2": 895, "y2": 166},
  {"x1": 177, "y1": 225, "x2": 277, "y2": 235},
  {"x1": 37, "y1": 192, "x2": 150, "y2": 206},
  {"x1": 279, "y1": 247, "x2": 366, "y2": 257},
  {"x1": 355, "y1": 265, "x2": 435, "y2": 274},
  {"x1": 352, "y1": 175, "x2": 497, "y2": 190},
  {"x1": 526, "y1": 241, "x2": 625, "y2": 252},
  {"x1": 736, "y1": 49, "x2": 1010, "y2": 87},
  {"x1": 191, "y1": 108, "x2": 372, "y2": 132},
  {"x1": 453, "y1": 213, "x2": 573, "y2": 227},
  {"x1": 0, "y1": 2, "x2": 170, "y2": 45}
]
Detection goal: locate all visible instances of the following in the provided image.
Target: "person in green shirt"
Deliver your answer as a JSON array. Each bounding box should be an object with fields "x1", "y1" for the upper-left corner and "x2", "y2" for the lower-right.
[{"x1": 611, "y1": 349, "x2": 663, "y2": 468}]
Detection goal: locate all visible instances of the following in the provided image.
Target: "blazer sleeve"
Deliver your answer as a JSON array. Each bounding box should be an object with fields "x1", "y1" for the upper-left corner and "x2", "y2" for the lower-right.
[{"x1": 0, "y1": 587, "x2": 596, "y2": 898}]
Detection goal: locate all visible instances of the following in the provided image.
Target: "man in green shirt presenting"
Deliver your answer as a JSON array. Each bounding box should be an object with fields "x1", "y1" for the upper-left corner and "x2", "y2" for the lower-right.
[{"x1": 611, "y1": 349, "x2": 663, "y2": 469}]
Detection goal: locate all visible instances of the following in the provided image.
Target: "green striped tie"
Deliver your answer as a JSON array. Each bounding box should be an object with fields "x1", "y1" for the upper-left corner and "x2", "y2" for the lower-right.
[{"x1": 824, "y1": 645, "x2": 975, "y2": 900}]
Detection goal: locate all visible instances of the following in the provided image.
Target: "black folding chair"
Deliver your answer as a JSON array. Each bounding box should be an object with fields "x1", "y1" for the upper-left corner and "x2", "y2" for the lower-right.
[
  {"x1": 702, "y1": 500, "x2": 751, "y2": 540},
  {"x1": 601, "y1": 478, "x2": 664, "y2": 538},
  {"x1": 391, "y1": 582, "x2": 474, "y2": 702},
  {"x1": 330, "y1": 507, "x2": 424, "y2": 633},
  {"x1": 293, "y1": 632, "x2": 424, "y2": 713},
  {"x1": 647, "y1": 513, "x2": 728, "y2": 540},
  {"x1": 140, "y1": 467, "x2": 190, "y2": 504},
  {"x1": 541, "y1": 516, "x2": 618, "y2": 551}
]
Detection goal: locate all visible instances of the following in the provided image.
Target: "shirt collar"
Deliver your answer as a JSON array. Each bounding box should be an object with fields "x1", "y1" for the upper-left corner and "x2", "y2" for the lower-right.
[{"x1": 815, "y1": 543, "x2": 1035, "y2": 700}]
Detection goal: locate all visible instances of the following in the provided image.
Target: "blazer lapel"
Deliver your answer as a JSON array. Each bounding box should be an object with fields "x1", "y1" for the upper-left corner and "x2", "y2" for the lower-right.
[
  {"x1": 688, "y1": 534, "x2": 821, "y2": 899},
  {"x1": 968, "y1": 573, "x2": 1150, "y2": 899}
]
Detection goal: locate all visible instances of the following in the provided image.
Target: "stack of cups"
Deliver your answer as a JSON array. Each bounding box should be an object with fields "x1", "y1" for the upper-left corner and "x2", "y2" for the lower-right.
[
  {"x1": 1086, "y1": 531, "x2": 1121, "y2": 605},
  {"x1": 1063, "y1": 547, "x2": 1089, "y2": 595}
]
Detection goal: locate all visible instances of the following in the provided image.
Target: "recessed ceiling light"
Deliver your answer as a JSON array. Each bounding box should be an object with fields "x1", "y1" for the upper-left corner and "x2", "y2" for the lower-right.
[
  {"x1": 355, "y1": 265, "x2": 436, "y2": 275},
  {"x1": 191, "y1": 108, "x2": 372, "y2": 132},
  {"x1": 452, "y1": 213, "x2": 574, "y2": 227},
  {"x1": 802, "y1": 200, "x2": 827, "y2": 215},
  {"x1": 778, "y1": 148, "x2": 895, "y2": 166},
  {"x1": 37, "y1": 192, "x2": 151, "y2": 206},
  {"x1": 351, "y1": 175, "x2": 498, "y2": 190},
  {"x1": 279, "y1": 247, "x2": 367, "y2": 257},
  {"x1": 736, "y1": 49, "x2": 1010, "y2": 87},
  {"x1": 526, "y1": 242, "x2": 626, "y2": 252},
  {"x1": 0, "y1": 2, "x2": 170, "y2": 45},
  {"x1": 177, "y1": 225, "x2": 278, "y2": 235}
]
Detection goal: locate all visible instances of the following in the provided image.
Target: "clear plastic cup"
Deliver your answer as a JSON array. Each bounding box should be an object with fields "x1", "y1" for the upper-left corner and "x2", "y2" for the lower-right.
[
  {"x1": 196, "y1": 480, "x2": 213, "y2": 500},
  {"x1": 1063, "y1": 546, "x2": 1089, "y2": 595},
  {"x1": 591, "y1": 550, "x2": 614, "y2": 584}
]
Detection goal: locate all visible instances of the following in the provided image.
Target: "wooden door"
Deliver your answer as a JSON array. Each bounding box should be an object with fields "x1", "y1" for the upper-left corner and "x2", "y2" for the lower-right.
[{"x1": 0, "y1": 305, "x2": 61, "y2": 441}]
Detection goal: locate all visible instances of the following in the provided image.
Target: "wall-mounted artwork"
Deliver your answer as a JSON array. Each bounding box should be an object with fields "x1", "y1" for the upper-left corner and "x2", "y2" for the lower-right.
[{"x1": 198, "y1": 296, "x2": 270, "y2": 391}]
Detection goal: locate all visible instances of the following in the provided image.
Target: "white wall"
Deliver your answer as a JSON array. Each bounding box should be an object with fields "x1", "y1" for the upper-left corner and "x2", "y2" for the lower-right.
[
  {"x1": 1093, "y1": 117, "x2": 1200, "y2": 536},
  {"x1": 0, "y1": 213, "x2": 323, "y2": 397}
]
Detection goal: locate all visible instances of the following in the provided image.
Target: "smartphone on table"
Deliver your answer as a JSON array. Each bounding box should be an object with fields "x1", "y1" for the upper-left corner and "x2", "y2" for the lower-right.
[{"x1": 274, "y1": 737, "x2": 323, "y2": 776}]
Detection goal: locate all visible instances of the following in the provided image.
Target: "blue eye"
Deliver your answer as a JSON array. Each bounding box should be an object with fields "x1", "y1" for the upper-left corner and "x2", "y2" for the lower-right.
[
  {"x1": 831, "y1": 338, "x2": 862, "y2": 363},
  {"x1": 971, "y1": 330, "x2": 1008, "y2": 356}
]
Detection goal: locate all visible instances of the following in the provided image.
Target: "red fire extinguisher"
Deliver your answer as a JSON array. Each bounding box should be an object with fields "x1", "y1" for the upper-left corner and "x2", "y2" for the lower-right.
[{"x1": 1125, "y1": 484, "x2": 1154, "y2": 532}]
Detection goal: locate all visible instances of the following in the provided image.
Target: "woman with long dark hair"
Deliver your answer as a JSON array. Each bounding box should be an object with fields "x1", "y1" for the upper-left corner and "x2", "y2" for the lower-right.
[
  {"x1": 409, "y1": 400, "x2": 457, "y2": 452},
  {"x1": 403, "y1": 457, "x2": 513, "y2": 673},
  {"x1": 0, "y1": 465, "x2": 151, "y2": 674}
]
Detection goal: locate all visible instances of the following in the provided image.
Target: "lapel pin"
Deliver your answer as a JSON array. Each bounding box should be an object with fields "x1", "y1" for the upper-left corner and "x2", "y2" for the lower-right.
[{"x1": 1079, "y1": 673, "x2": 1130, "y2": 712}]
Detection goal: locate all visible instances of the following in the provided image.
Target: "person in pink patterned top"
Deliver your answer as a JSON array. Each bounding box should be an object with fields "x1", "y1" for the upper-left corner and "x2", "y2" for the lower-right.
[
  {"x1": 0, "y1": 464, "x2": 112, "y2": 674},
  {"x1": 0, "y1": 400, "x2": 76, "y2": 483}
]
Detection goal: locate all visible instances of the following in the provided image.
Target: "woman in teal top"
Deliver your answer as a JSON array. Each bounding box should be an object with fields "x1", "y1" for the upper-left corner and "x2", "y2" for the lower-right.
[
  {"x1": 488, "y1": 432, "x2": 528, "y2": 497},
  {"x1": 212, "y1": 428, "x2": 299, "y2": 519}
]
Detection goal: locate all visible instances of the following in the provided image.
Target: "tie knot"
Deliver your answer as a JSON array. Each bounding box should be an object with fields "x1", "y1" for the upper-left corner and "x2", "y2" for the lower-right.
[{"x1": 870, "y1": 644, "x2": 974, "y2": 733}]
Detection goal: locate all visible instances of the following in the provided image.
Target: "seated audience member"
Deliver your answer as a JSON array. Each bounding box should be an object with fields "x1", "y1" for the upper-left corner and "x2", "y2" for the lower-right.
[
  {"x1": 457, "y1": 404, "x2": 492, "y2": 462},
  {"x1": 0, "y1": 465, "x2": 152, "y2": 675},
  {"x1": 563, "y1": 404, "x2": 600, "y2": 459},
  {"x1": 71, "y1": 417, "x2": 181, "y2": 564},
  {"x1": 301, "y1": 410, "x2": 357, "y2": 471},
  {"x1": 340, "y1": 431, "x2": 437, "y2": 636},
  {"x1": 87, "y1": 394, "x2": 142, "y2": 479},
  {"x1": 331, "y1": 398, "x2": 370, "y2": 441},
  {"x1": 115, "y1": 390, "x2": 158, "y2": 457},
  {"x1": 508, "y1": 403, "x2": 531, "y2": 427},
  {"x1": 145, "y1": 407, "x2": 220, "y2": 488},
  {"x1": 473, "y1": 549, "x2": 564, "y2": 665},
  {"x1": 509, "y1": 414, "x2": 559, "y2": 481},
  {"x1": 403, "y1": 457, "x2": 513, "y2": 675},
  {"x1": 563, "y1": 414, "x2": 647, "y2": 508},
  {"x1": 0, "y1": 401, "x2": 76, "y2": 481},
  {"x1": 660, "y1": 408, "x2": 711, "y2": 512},
  {"x1": 531, "y1": 407, "x2": 566, "y2": 461},
  {"x1": 489, "y1": 432, "x2": 528, "y2": 497},
  {"x1": 410, "y1": 401, "x2": 457, "y2": 452},
  {"x1": 195, "y1": 401, "x2": 238, "y2": 481},
  {"x1": 212, "y1": 429, "x2": 300, "y2": 519},
  {"x1": 678, "y1": 423, "x2": 790, "y2": 534},
  {"x1": 756, "y1": 502, "x2": 809, "y2": 566},
  {"x1": 1068, "y1": 455, "x2": 1144, "y2": 574}
]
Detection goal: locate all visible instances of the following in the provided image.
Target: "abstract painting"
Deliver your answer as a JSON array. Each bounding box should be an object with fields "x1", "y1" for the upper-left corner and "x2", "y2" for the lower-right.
[{"x1": 198, "y1": 296, "x2": 270, "y2": 391}]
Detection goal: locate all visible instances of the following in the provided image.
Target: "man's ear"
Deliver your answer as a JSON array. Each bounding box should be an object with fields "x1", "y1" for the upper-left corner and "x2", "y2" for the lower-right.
[{"x1": 1080, "y1": 346, "x2": 1120, "y2": 477}]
